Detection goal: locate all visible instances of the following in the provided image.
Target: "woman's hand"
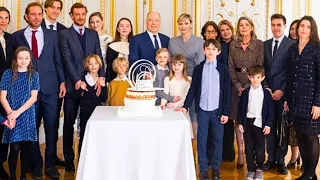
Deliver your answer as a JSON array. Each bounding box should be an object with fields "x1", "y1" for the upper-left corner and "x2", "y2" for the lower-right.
[
  {"x1": 284, "y1": 101, "x2": 289, "y2": 111},
  {"x1": 311, "y1": 106, "x2": 320, "y2": 120},
  {"x1": 238, "y1": 87, "x2": 244, "y2": 96}
]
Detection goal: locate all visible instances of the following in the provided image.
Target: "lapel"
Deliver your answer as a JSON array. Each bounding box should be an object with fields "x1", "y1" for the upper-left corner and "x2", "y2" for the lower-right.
[
  {"x1": 85, "y1": 28, "x2": 90, "y2": 55},
  {"x1": 70, "y1": 27, "x2": 84, "y2": 56},
  {"x1": 266, "y1": 39, "x2": 272, "y2": 61},
  {"x1": 144, "y1": 31, "x2": 156, "y2": 50},
  {"x1": 273, "y1": 36, "x2": 288, "y2": 59},
  {"x1": 38, "y1": 28, "x2": 49, "y2": 59},
  {"x1": 19, "y1": 28, "x2": 31, "y2": 49}
]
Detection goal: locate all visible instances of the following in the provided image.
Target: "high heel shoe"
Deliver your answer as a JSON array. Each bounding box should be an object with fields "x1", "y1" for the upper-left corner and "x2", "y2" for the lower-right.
[{"x1": 287, "y1": 154, "x2": 301, "y2": 169}]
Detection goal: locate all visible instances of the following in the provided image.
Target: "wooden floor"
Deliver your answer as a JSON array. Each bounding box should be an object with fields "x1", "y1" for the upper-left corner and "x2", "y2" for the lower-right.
[{"x1": 3, "y1": 135, "x2": 319, "y2": 180}]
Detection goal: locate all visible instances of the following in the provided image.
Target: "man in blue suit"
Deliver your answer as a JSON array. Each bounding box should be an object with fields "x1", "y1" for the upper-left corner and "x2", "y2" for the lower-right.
[
  {"x1": 263, "y1": 14, "x2": 294, "y2": 175},
  {"x1": 129, "y1": 12, "x2": 170, "y2": 65},
  {"x1": 12, "y1": 2, "x2": 66, "y2": 179},
  {"x1": 59, "y1": 2, "x2": 104, "y2": 173}
]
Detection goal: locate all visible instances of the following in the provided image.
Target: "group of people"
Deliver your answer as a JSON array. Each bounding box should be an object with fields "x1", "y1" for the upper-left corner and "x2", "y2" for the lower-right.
[{"x1": 0, "y1": 0, "x2": 319, "y2": 180}]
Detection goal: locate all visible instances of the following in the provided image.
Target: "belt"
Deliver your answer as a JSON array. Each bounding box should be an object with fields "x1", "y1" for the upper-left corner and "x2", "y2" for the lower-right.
[
  {"x1": 235, "y1": 67, "x2": 248, "y2": 73},
  {"x1": 247, "y1": 117, "x2": 256, "y2": 121}
]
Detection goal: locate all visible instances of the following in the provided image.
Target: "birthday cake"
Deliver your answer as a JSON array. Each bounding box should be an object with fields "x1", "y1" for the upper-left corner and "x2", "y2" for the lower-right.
[{"x1": 117, "y1": 60, "x2": 162, "y2": 117}]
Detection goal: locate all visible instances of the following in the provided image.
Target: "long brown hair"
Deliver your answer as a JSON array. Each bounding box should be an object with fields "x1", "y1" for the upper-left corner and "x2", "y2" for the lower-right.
[
  {"x1": 296, "y1": 16, "x2": 320, "y2": 46},
  {"x1": 11, "y1": 46, "x2": 34, "y2": 83},
  {"x1": 169, "y1": 54, "x2": 190, "y2": 83},
  {"x1": 114, "y1": 18, "x2": 133, "y2": 42}
]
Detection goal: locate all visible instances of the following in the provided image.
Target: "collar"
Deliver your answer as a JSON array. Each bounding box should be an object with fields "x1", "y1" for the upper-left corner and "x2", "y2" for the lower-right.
[
  {"x1": 273, "y1": 34, "x2": 285, "y2": 44},
  {"x1": 235, "y1": 39, "x2": 255, "y2": 51},
  {"x1": 26, "y1": 26, "x2": 43, "y2": 33},
  {"x1": 73, "y1": 24, "x2": 85, "y2": 33},
  {"x1": 44, "y1": 17, "x2": 57, "y2": 28},
  {"x1": 114, "y1": 75, "x2": 128, "y2": 81},
  {"x1": 250, "y1": 84, "x2": 263, "y2": 91},
  {"x1": 85, "y1": 72, "x2": 98, "y2": 86},
  {"x1": 205, "y1": 59, "x2": 217, "y2": 67},
  {"x1": 157, "y1": 64, "x2": 169, "y2": 71},
  {"x1": 147, "y1": 30, "x2": 159, "y2": 38}
]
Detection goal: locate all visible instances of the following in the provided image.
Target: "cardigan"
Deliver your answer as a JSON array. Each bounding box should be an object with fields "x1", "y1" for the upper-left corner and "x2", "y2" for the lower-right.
[
  {"x1": 183, "y1": 59, "x2": 231, "y2": 117},
  {"x1": 237, "y1": 87, "x2": 274, "y2": 130}
]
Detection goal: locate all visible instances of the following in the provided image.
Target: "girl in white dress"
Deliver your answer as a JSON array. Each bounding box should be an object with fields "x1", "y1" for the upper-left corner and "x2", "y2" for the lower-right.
[{"x1": 161, "y1": 54, "x2": 193, "y2": 138}]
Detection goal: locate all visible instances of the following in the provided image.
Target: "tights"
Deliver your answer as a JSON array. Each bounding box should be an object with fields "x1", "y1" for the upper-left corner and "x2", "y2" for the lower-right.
[
  {"x1": 297, "y1": 133, "x2": 319, "y2": 178},
  {"x1": 8, "y1": 142, "x2": 31, "y2": 179}
]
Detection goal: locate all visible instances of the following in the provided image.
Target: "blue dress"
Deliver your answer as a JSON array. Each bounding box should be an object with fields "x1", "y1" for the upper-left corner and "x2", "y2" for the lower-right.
[{"x1": 0, "y1": 69, "x2": 40, "y2": 143}]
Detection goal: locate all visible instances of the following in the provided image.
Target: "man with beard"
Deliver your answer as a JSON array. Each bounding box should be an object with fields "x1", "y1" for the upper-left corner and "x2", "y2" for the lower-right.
[
  {"x1": 12, "y1": 2, "x2": 66, "y2": 179},
  {"x1": 59, "y1": 2, "x2": 104, "y2": 173}
]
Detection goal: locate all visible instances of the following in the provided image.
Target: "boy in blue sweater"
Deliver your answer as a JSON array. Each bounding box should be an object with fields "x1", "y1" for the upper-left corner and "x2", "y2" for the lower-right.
[
  {"x1": 238, "y1": 65, "x2": 274, "y2": 180},
  {"x1": 176, "y1": 39, "x2": 231, "y2": 180}
]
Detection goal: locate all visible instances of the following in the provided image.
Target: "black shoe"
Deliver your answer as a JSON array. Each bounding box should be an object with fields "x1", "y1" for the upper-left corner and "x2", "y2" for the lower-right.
[
  {"x1": 20, "y1": 178, "x2": 27, "y2": 180},
  {"x1": 222, "y1": 157, "x2": 235, "y2": 162},
  {"x1": 45, "y1": 167, "x2": 60, "y2": 179},
  {"x1": 212, "y1": 170, "x2": 221, "y2": 180},
  {"x1": 0, "y1": 163, "x2": 9, "y2": 179},
  {"x1": 31, "y1": 168, "x2": 43, "y2": 180},
  {"x1": 263, "y1": 161, "x2": 276, "y2": 171},
  {"x1": 278, "y1": 163, "x2": 288, "y2": 175},
  {"x1": 301, "y1": 164, "x2": 304, "y2": 171},
  {"x1": 65, "y1": 164, "x2": 75, "y2": 173},
  {"x1": 55, "y1": 157, "x2": 66, "y2": 167},
  {"x1": 288, "y1": 155, "x2": 301, "y2": 169},
  {"x1": 199, "y1": 171, "x2": 209, "y2": 180}
]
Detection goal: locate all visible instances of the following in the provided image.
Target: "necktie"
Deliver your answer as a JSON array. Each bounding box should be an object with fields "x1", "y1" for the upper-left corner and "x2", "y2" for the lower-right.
[
  {"x1": 49, "y1": 24, "x2": 54, "y2": 30},
  {"x1": 273, "y1": 40, "x2": 278, "y2": 57},
  {"x1": 79, "y1": 28, "x2": 83, "y2": 36},
  {"x1": 31, "y1": 30, "x2": 38, "y2": 59},
  {"x1": 153, "y1": 34, "x2": 159, "y2": 50}
]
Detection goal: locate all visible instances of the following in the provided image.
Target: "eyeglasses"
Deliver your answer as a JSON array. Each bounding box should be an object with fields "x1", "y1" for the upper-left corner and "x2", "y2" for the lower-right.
[{"x1": 205, "y1": 30, "x2": 216, "y2": 34}]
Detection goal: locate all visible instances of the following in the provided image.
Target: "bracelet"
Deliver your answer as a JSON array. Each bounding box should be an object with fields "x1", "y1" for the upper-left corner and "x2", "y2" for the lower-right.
[{"x1": 7, "y1": 111, "x2": 12, "y2": 115}]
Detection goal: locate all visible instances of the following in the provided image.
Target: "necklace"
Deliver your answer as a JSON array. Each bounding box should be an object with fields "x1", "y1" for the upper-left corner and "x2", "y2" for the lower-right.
[{"x1": 241, "y1": 40, "x2": 251, "y2": 46}]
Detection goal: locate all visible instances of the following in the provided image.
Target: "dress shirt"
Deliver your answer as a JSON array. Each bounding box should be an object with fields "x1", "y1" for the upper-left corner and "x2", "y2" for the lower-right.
[
  {"x1": 247, "y1": 84, "x2": 264, "y2": 128},
  {"x1": 272, "y1": 34, "x2": 285, "y2": 56},
  {"x1": 44, "y1": 17, "x2": 58, "y2": 31},
  {"x1": 24, "y1": 26, "x2": 44, "y2": 56},
  {"x1": 114, "y1": 75, "x2": 128, "y2": 81},
  {"x1": 73, "y1": 24, "x2": 86, "y2": 35},
  {"x1": 200, "y1": 60, "x2": 220, "y2": 111},
  {"x1": 0, "y1": 33, "x2": 6, "y2": 59},
  {"x1": 147, "y1": 30, "x2": 162, "y2": 49},
  {"x1": 156, "y1": 64, "x2": 169, "y2": 71}
]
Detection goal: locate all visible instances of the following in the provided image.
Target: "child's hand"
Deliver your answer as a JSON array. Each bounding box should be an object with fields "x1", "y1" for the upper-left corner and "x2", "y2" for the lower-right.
[
  {"x1": 8, "y1": 110, "x2": 20, "y2": 121},
  {"x1": 160, "y1": 105, "x2": 165, "y2": 110},
  {"x1": 166, "y1": 103, "x2": 176, "y2": 109},
  {"x1": 3, "y1": 120, "x2": 11, "y2": 129},
  {"x1": 97, "y1": 77, "x2": 106, "y2": 87},
  {"x1": 173, "y1": 96, "x2": 181, "y2": 103},
  {"x1": 175, "y1": 107, "x2": 187, "y2": 114},
  {"x1": 220, "y1": 115, "x2": 228, "y2": 124},
  {"x1": 80, "y1": 82, "x2": 88, "y2": 91},
  {"x1": 284, "y1": 101, "x2": 289, "y2": 111},
  {"x1": 263, "y1": 126, "x2": 271, "y2": 135},
  {"x1": 75, "y1": 80, "x2": 82, "y2": 90},
  {"x1": 238, "y1": 87, "x2": 244, "y2": 96},
  {"x1": 95, "y1": 82, "x2": 102, "y2": 96},
  {"x1": 238, "y1": 124, "x2": 244, "y2": 133}
]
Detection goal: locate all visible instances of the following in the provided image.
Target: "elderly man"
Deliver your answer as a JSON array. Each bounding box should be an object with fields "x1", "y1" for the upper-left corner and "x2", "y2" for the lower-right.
[{"x1": 129, "y1": 12, "x2": 169, "y2": 65}]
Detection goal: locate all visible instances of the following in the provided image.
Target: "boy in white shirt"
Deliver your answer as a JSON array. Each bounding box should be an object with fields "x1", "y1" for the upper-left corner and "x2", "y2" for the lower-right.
[{"x1": 238, "y1": 65, "x2": 274, "y2": 180}]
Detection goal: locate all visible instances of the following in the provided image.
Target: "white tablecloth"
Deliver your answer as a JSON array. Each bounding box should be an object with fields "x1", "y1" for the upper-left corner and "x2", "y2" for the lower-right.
[{"x1": 76, "y1": 106, "x2": 196, "y2": 180}]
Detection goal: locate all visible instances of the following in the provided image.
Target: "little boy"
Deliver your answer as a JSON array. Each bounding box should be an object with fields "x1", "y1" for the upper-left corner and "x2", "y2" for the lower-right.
[
  {"x1": 106, "y1": 57, "x2": 130, "y2": 106},
  {"x1": 153, "y1": 48, "x2": 181, "y2": 105},
  {"x1": 176, "y1": 39, "x2": 231, "y2": 180},
  {"x1": 237, "y1": 65, "x2": 274, "y2": 180}
]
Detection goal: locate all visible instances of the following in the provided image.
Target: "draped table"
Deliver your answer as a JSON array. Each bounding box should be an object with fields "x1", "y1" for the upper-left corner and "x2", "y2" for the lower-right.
[{"x1": 76, "y1": 106, "x2": 196, "y2": 180}]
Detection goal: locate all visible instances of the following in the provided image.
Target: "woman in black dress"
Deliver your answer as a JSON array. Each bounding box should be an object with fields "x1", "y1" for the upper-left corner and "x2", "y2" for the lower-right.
[{"x1": 285, "y1": 16, "x2": 320, "y2": 180}]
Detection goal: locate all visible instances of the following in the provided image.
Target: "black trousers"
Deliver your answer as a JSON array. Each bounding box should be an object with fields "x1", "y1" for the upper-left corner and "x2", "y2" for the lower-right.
[
  {"x1": 244, "y1": 118, "x2": 265, "y2": 172},
  {"x1": 0, "y1": 105, "x2": 8, "y2": 164},
  {"x1": 63, "y1": 92, "x2": 81, "y2": 166},
  {"x1": 222, "y1": 119, "x2": 235, "y2": 160},
  {"x1": 78, "y1": 105, "x2": 96, "y2": 156},
  {"x1": 9, "y1": 142, "x2": 31, "y2": 179}
]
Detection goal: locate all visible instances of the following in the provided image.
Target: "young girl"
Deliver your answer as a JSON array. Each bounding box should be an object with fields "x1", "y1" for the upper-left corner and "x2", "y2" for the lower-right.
[
  {"x1": 161, "y1": 54, "x2": 193, "y2": 138},
  {"x1": 0, "y1": 46, "x2": 39, "y2": 179},
  {"x1": 106, "y1": 57, "x2": 130, "y2": 106},
  {"x1": 78, "y1": 54, "x2": 107, "y2": 154}
]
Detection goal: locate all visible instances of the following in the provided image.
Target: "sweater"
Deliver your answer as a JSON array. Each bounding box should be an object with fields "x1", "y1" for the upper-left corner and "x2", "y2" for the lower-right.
[{"x1": 107, "y1": 79, "x2": 130, "y2": 106}]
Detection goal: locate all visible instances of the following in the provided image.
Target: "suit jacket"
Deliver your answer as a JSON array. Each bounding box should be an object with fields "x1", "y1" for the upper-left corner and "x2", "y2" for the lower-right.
[
  {"x1": 129, "y1": 31, "x2": 170, "y2": 65},
  {"x1": 12, "y1": 27, "x2": 65, "y2": 94},
  {"x1": 41, "y1": 19, "x2": 66, "y2": 32},
  {"x1": 0, "y1": 32, "x2": 14, "y2": 78},
  {"x1": 183, "y1": 59, "x2": 231, "y2": 117},
  {"x1": 105, "y1": 45, "x2": 119, "y2": 83},
  {"x1": 237, "y1": 87, "x2": 274, "y2": 131},
  {"x1": 59, "y1": 27, "x2": 103, "y2": 92},
  {"x1": 264, "y1": 36, "x2": 294, "y2": 92}
]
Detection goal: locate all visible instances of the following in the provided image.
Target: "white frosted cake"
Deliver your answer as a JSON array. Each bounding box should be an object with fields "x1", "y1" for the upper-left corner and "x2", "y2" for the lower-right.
[{"x1": 117, "y1": 60, "x2": 163, "y2": 117}]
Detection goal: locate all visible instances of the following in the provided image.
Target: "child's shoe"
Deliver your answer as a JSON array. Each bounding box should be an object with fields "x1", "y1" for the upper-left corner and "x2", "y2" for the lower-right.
[
  {"x1": 254, "y1": 169, "x2": 264, "y2": 180},
  {"x1": 245, "y1": 171, "x2": 255, "y2": 180}
]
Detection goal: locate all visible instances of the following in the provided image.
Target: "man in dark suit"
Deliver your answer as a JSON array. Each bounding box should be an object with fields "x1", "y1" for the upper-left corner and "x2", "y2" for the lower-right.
[
  {"x1": 129, "y1": 12, "x2": 170, "y2": 65},
  {"x1": 12, "y1": 2, "x2": 66, "y2": 179},
  {"x1": 263, "y1": 14, "x2": 294, "y2": 174},
  {"x1": 41, "y1": 0, "x2": 67, "y2": 168},
  {"x1": 0, "y1": 6, "x2": 14, "y2": 180},
  {"x1": 59, "y1": 2, "x2": 104, "y2": 173}
]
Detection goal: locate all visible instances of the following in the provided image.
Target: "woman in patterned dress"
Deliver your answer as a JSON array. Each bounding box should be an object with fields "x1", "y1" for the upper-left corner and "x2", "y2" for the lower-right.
[
  {"x1": 285, "y1": 16, "x2": 320, "y2": 180},
  {"x1": 228, "y1": 16, "x2": 264, "y2": 168},
  {"x1": 0, "y1": 47, "x2": 40, "y2": 179}
]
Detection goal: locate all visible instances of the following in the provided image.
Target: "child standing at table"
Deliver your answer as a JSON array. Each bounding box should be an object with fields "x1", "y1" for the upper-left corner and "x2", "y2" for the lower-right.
[
  {"x1": 237, "y1": 65, "x2": 274, "y2": 180},
  {"x1": 176, "y1": 39, "x2": 231, "y2": 180},
  {"x1": 0, "y1": 46, "x2": 39, "y2": 179},
  {"x1": 161, "y1": 54, "x2": 193, "y2": 138},
  {"x1": 106, "y1": 57, "x2": 130, "y2": 106},
  {"x1": 153, "y1": 48, "x2": 181, "y2": 105},
  {"x1": 78, "y1": 54, "x2": 107, "y2": 154}
]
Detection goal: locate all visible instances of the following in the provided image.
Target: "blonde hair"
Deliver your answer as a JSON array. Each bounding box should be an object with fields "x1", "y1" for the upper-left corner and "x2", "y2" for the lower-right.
[
  {"x1": 236, "y1": 16, "x2": 257, "y2": 40},
  {"x1": 169, "y1": 54, "x2": 190, "y2": 83},
  {"x1": 156, "y1": 48, "x2": 170, "y2": 56},
  {"x1": 112, "y1": 57, "x2": 129, "y2": 73},
  {"x1": 177, "y1": 13, "x2": 192, "y2": 24},
  {"x1": 84, "y1": 54, "x2": 103, "y2": 71}
]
